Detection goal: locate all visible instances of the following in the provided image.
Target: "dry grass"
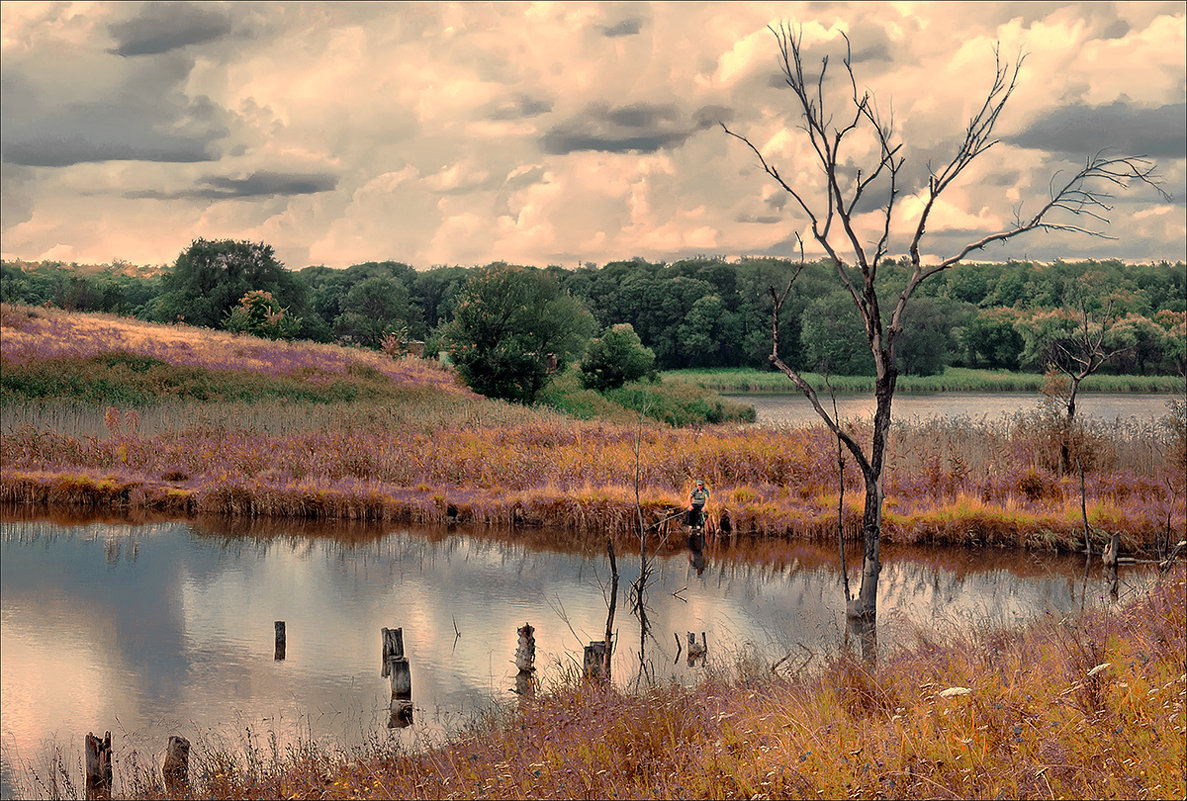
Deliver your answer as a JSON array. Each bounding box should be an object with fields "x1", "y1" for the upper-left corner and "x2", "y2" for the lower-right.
[{"x1": 70, "y1": 567, "x2": 1182, "y2": 801}]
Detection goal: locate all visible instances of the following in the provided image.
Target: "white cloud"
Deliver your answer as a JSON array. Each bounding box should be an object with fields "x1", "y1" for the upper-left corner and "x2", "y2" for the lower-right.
[{"x1": 2, "y1": 1, "x2": 1183, "y2": 268}]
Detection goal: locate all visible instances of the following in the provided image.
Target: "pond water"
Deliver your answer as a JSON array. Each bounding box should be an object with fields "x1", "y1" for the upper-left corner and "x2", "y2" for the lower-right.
[
  {"x1": 0, "y1": 515, "x2": 1148, "y2": 798},
  {"x1": 736, "y1": 391, "x2": 1177, "y2": 429}
]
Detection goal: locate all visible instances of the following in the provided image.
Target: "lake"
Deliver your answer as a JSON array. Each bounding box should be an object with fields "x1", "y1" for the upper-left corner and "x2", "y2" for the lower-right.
[
  {"x1": 734, "y1": 391, "x2": 1177, "y2": 428},
  {"x1": 0, "y1": 514, "x2": 1147, "y2": 799}
]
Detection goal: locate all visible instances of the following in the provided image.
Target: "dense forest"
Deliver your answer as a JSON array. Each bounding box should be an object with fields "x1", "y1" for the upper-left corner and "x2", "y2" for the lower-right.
[{"x1": 3, "y1": 248, "x2": 1184, "y2": 378}]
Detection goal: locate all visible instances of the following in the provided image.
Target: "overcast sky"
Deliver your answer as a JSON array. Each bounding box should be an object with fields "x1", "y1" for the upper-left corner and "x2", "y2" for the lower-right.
[{"x1": 2, "y1": 1, "x2": 1184, "y2": 270}]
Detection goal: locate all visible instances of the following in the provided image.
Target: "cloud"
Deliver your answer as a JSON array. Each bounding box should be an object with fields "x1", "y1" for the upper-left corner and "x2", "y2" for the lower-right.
[
  {"x1": 0, "y1": 51, "x2": 231, "y2": 167},
  {"x1": 487, "y1": 94, "x2": 554, "y2": 121},
  {"x1": 599, "y1": 17, "x2": 644, "y2": 38},
  {"x1": 107, "y1": 2, "x2": 233, "y2": 57},
  {"x1": 1007, "y1": 100, "x2": 1187, "y2": 159},
  {"x1": 541, "y1": 102, "x2": 728, "y2": 155},
  {"x1": 126, "y1": 170, "x2": 339, "y2": 200}
]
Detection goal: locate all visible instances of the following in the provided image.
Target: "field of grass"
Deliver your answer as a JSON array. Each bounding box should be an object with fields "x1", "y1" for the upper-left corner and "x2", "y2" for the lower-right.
[
  {"x1": 3, "y1": 303, "x2": 1185, "y2": 553},
  {"x1": 666, "y1": 366, "x2": 1187, "y2": 395},
  {"x1": 29, "y1": 566, "x2": 1182, "y2": 800}
]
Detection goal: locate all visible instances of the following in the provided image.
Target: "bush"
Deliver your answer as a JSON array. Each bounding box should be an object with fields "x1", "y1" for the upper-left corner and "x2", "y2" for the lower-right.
[
  {"x1": 580, "y1": 324, "x2": 657, "y2": 391},
  {"x1": 225, "y1": 290, "x2": 301, "y2": 340}
]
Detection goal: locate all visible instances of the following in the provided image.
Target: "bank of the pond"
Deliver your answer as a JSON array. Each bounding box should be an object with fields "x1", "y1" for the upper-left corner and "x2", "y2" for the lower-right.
[
  {"x1": 86, "y1": 567, "x2": 1187, "y2": 801},
  {"x1": 2, "y1": 459, "x2": 1181, "y2": 557}
]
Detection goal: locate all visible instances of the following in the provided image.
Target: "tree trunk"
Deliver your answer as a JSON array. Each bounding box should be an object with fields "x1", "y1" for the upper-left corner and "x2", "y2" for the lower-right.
[{"x1": 849, "y1": 375, "x2": 892, "y2": 621}]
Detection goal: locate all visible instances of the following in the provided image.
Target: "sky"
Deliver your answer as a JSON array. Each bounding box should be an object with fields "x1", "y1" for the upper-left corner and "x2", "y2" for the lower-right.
[{"x1": 1, "y1": 1, "x2": 1184, "y2": 271}]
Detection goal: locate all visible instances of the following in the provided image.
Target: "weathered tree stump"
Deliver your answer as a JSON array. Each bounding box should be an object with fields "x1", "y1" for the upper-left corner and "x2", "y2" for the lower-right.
[
  {"x1": 514, "y1": 623, "x2": 536, "y2": 673},
  {"x1": 274, "y1": 621, "x2": 286, "y2": 661},
  {"x1": 381, "y1": 627, "x2": 413, "y2": 727},
  {"x1": 583, "y1": 641, "x2": 607, "y2": 680},
  {"x1": 387, "y1": 655, "x2": 413, "y2": 728},
  {"x1": 162, "y1": 735, "x2": 190, "y2": 797},
  {"x1": 1102, "y1": 532, "x2": 1120, "y2": 567},
  {"x1": 381, "y1": 627, "x2": 404, "y2": 676},
  {"x1": 1103, "y1": 532, "x2": 1121, "y2": 599},
  {"x1": 514, "y1": 622, "x2": 537, "y2": 698},
  {"x1": 84, "y1": 731, "x2": 112, "y2": 801},
  {"x1": 389, "y1": 656, "x2": 412, "y2": 698},
  {"x1": 687, "y1": 632, "x2": 707, "y2": 666}
]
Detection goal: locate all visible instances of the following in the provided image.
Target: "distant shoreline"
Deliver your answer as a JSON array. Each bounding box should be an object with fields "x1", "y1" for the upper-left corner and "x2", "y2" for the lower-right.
[{"x1": 665, "y1": 366, "x2": 1185, "y2": 395}]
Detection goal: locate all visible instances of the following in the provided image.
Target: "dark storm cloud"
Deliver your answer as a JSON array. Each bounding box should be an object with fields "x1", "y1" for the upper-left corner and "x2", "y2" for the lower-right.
[
  {"x1": 2, "y1": 128, "x2": 215, "y2": 167},
  {"x1": 0, "y1": 55, "x2": 230, "y2": 167},
  {"x1": 1007, "y1": 100, "x2": 1187, "y2": 159},
  {"x1": 599, "y1": 17, "x2": 644, "y2": 37},
  {"x1": 126, "y1": 170, "x2": 339, "y2": 200},
  {"x1": 541, "y1": 102, "x2": 728, "y2": 154},
  {"x1": 1101, "y1": 18, "x2": 1131, "y2": 40},
  {"x1": 108, "y1": 2, "x2": 233, "y2": 57}
]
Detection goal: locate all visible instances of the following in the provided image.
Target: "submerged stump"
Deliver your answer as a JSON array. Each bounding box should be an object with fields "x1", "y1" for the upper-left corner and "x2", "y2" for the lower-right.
[
  {"x1": 162, "y1": 735, "x2": 190, "y2": 797},
  {"x1": 84, "y1": 731, "x2": 112, "y2": 801}
]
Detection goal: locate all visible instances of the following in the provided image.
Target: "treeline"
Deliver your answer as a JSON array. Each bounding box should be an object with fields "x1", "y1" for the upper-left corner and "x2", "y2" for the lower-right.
[{"x1": 3, "y1": 247, "x2": 1185, "y2": 377}]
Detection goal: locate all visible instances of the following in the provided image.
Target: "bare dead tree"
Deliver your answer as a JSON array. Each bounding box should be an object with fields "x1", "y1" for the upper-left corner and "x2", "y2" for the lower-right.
[
  {"x1": 1046, "y1": 293, "x2": 1133, "y2": 472},
  {"x1": 725, "y1": 23, "x2": 1166, "y2": 621}
]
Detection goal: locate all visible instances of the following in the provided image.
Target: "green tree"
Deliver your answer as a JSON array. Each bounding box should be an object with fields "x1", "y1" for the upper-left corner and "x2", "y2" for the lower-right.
[
  {"x1": 153, "y1": 239, "x2": 300, "y2": 329},
  {"x1": 333, "y1": 277, "x2": 417, "y2": 348},
  {"x1": 897, "y1": 296, "x2": 969, "y2": 376},
  {"x1": 800, "y1": 292, "x2": 874, "y2": 375},
  {"x1": 225, "y1": 290, "x2": 301, "y2": 340},
  {"x1": 444, "y1": 264, "x2": 595, "y2": 404},
  {"x1": 961, "y1": 308, "x2": 1024, "y2": 370},
  {"x1": 580, "y1": 324, "x2": 657, "y2": 391}
]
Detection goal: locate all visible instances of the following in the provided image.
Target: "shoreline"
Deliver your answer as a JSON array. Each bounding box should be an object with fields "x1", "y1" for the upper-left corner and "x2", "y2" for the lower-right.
[{"x1": 3, "y1": 463, "x2": 1181, "y2": 556}]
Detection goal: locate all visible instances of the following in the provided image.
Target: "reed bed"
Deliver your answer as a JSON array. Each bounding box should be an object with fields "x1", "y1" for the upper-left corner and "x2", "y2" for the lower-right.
[
  {"x1": 52, "y1": 567, "x2": 1184, "y2": 801},
  {"x1": 3, "y1": 404, "x2": 1183, "y2": 553}
]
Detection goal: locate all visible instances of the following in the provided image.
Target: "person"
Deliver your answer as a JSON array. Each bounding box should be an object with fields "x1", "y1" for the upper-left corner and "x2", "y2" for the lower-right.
[{"x1": 686, "y1": 479, "x2": 709, "y2": 529}]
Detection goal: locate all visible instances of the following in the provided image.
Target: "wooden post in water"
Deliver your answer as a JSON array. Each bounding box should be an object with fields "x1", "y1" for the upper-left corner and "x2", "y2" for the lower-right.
[
  {"x1": 274, "y1": 621, "x2": 286, "y2": 661},
  {"x1": 515, "y1": 622, "x2": 536, "y2": 697},
  {"x1": 383, "y1": 627, "x2": 413, "y2": 727},
  {"x1": 583, "y1": 641, "x2": 607, "y2": 680},
  {"x1": 381, "y1": 627, "x2": 404, "y2": 676},
  {"x1": 84, "y1": 731, "x2": 112, "y2": 801},
  {"x1": 162, "y1": 735, "x2": 190, "y2": 797},
  {"x1": 686, "y1": 632, "x2": 707, "y2": 666}
]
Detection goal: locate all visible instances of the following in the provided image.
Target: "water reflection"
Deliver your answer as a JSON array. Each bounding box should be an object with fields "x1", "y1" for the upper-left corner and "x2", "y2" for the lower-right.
[
  {"x1": 739, "y1": 391, "x2": 1175, "y2": 429},
  {"x1": 0, "y1": 512, "x2": 1149, "y2": 798}
]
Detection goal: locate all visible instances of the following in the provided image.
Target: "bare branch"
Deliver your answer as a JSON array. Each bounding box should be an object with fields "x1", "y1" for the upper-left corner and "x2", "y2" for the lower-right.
[{"x1": 928, "y1": 153, "x2": 1165, "y2": 277}]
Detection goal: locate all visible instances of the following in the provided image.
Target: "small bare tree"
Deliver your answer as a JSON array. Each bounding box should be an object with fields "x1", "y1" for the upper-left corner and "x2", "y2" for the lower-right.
[{"x1": 725, "y1": 24, "x2": 1165, "y2": 621}]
